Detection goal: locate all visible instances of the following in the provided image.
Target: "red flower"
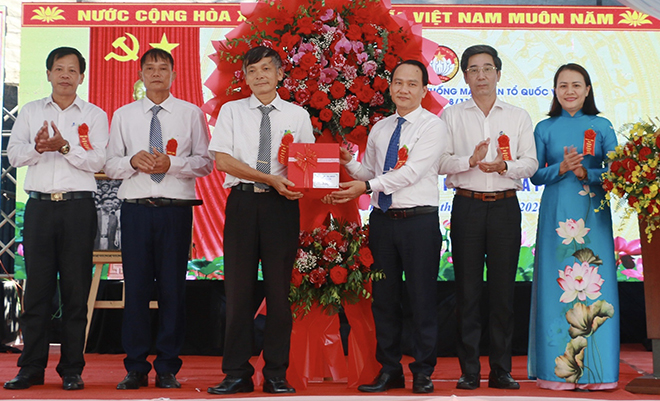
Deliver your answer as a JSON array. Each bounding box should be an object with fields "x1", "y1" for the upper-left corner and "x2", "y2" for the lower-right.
[
  {"x1": 345, "y1": 24, "x2": 362, "y2": 41},
  {"x1": 291, "y1": 269, "x2": 304, "y2": 287},
  {"x1": 356, "y1": 86, "x2": 376, "y2": 104},
  {"x1": 330, "y1": 266, "x2": 348, "y2": 284},
  {"x1": 300, "y1": 232, "x2": 315, "y2": 247},
  {"x1": 340, "y1": 110, "x2": 356, "y2": 128},
  {"x1": 622, "y1": 158, "x2": 638, "y2": 171},
  {"x1": 297, "y1": 17, "x2": 315, "y2": 34},
  {"x1": 610, "y1": 160, "x2": 623, "y2": 175},
  {"x1": 329, "y1": 81, "x2": 346, "y2": 99},
  {"x1": 643, "y1": 186, "x2": 651, "y2": 195},
  {"x1": 645, "y1": 171, "x2": 657, "y2": 181},
  {"x1": 345, "y1": 95, "x2": 359, "y2": 111},
  {"x1": 373, "y1": 76, "x2": 389, "y2": 93},
  {"x1": 299, "y1": 53, "x2": 318, "y2": 70},
  {"x1": 656, "y1": 133, "x2": 660, "y2": 148},
  {"x1": 639, "y1": 146, "x2": 653, "y2": 161},
  {"x1": 308, "y1": 65, "x2": 321, "y2": 79},
  {"x1": 319, "y1": 108, "x2": 334, "y2": 122},
  {"x1": 277, "y1": 87, "x2": 291, "y2": 100},
  {"x1": 322, "y1": 230, "x2": 344, "y2": 246},
  {"x1": 295, "y1": 88, "x2": 311, "y2": 105},
  {"x1": 308, "y1": 268, "x2": 327, "y2": 288},
  {"x1": 628, "y1": 196, "x2": 638, "y2": 207},
  {"x1": 383, "y1": 54, "x2": 398, "y2": 71},
  {"x1": 311, "y1": 116, "x2": 323, "y2": 132},
  {"x1": 362, "y1": 24, "x2": 378, "y2": 41},
  {"x1": 345, "y1": 125, "x2": 367, "y2": 144},
  {"x1": 290, "y1": 68, "x2": 307, "y2": 80},
  {"x1": 603, "y1": 180, "x2": 614, "y2": 192},
  {"x1": 323, "y1": 247, "x2": 340, "y2": 261},
  {"x1": 357, "y1": 246, "x2": 374, "y2": 268},
  {"x1": 309, "y1": 91, "x2": 331, "y2": 109},
  {"x1": 280, "y1": 32, "x2": 301, "y2": 50},
  {"x1": 330, "y1": 54, "x2": 347, "y2": 70}
]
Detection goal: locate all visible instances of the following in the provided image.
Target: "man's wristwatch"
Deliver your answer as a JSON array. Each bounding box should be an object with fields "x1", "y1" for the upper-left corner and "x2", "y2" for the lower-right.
[
  {"x1": 59, "y1": 142, "x2": 70, "y2": 155},
  {"x1": 498, "y1": 161, "x2": 508, "y2": 175},
  {"x1": 364, "y1": 181, "x2": 373, "y2": 195}
]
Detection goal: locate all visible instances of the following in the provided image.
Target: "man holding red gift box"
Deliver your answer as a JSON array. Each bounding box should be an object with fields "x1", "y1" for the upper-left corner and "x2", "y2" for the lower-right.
[
  {"x1": 208, "y1": 46, "x2": 314, "y2": 395},
  {"x1": 327, "y1": 60, "x2": 446, "y2": 394}
]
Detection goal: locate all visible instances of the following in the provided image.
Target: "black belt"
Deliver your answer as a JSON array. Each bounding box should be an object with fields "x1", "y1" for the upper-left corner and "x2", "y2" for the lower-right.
[
  {"x1": 455, "y1": 188, "x2": 517, "y2": 202},
  {"x1": 29, "y1": 191, "x2": 93, "y2": 202},
  {"x1": 233, "y1": 183, "x2": 273, "y2": 193},
  {"x1": 124, "y1": 198, "x2": 203, "y2": 207},
  {"x1": 375, "y1": 206, "x2": 438, "y2": 219}
]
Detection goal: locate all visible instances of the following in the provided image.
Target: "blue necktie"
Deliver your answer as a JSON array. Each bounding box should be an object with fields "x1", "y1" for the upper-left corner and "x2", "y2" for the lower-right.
[
  {"x1": 149, "y1": 105, "x2": 165, "y2": 183},
  {"x1": 256, "y1": 105, "x2": 274, "y2": 189},
  {"x1": 378, "y1": 117, "x2": 406, "y2": 211}
]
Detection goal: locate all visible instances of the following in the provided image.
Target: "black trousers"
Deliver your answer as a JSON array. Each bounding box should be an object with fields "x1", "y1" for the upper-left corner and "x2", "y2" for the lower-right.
[
  {"x1": 222, "y1": 188, "x2": 299, "y2": 380},
  {"x1": 120, "y1": 202, "x2": 192, "y2": 375},
  {"x1": 19, "y1": 197, "x2": 96, "y2": 376},
  {"x1": 450, "y1": 195, "x2": 521, "y2": 375},
  {"x1": 369, "y1": 209, "x2": 441, "y2": 377}
]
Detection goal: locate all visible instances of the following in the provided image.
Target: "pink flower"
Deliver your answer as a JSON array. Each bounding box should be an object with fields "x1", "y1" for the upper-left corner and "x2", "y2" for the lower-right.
[
  {"x1": 342, "y1": 65, "x2": 357, "y2": 80},
  {"x1": 334, "y1": 37, "x2": 352, "y2": 54},
  {"x1": 369, "y1": 92, "x2": 384, "y2": 106},
  {"x1": 357, "y1": 52, "x2": 369, "y2": 64},
  {"x1": 362, "y1": 60, "x2": 378, "y2": 77},
  {"x1": 556, "y1": 218, "x2": 590, "y2": 245},
  {"x1": 319, "y1": 68, "x2": 339, "y2": 84},
  {"x1": 345, "y1": 95, "x2": 359, "y2": 111},
  {"x1": 352, "y1": 41, "x2": 364, "y2": 53},
  {"x1": 558, "y1": 262, "x2": 604, "y2": 303},
  {"x1": 320, "y1": 9, "x2": 334, "y2": 22},
  {"x1": 578, "y1": 185, "x2": 596, "y2": 198},
  {"x1": 621, "y1": 257, "x2": 644, "y2": 281}
]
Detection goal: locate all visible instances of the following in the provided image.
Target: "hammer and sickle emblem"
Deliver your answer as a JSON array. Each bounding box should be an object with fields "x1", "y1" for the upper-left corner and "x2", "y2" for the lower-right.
[{"x1": 104, "y1": 33, "x2": 140, "y2": 62}]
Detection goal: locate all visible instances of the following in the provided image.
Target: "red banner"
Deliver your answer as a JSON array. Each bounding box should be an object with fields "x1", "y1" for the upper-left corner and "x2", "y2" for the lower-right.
[{"x1": 23, "y1": 3, "x2": 660, "y2": 31}]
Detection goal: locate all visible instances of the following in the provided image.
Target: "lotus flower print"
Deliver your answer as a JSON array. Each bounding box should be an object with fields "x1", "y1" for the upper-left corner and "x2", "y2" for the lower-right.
[
  {"x1": 557, "y1": 261, "x2": 604, "y2": 303},
  {"x1": 556, "y1": 218, "x2": 590, "y2": 245}
]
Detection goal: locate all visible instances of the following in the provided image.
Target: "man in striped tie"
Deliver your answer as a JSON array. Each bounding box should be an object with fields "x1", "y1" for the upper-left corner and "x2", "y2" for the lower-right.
[
  {"x1": 105, "y1": 48, "x2": 213, "y2": 390},
  {"x1": 207, "y1": 46, "x2": 314, "y2": 395},
  {"x1": 327, "y1": 60, "x2": 447, "y2": 394}
]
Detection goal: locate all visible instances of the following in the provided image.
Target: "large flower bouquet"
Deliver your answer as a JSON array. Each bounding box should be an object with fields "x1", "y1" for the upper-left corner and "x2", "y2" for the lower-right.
[
  {"x1": 602, "y1": 120, "x2": 660, "y2": 240},
  {"x1": 202, "y1": 0, "x2": 446, "y2": 151},
  {"x1": 289, "y1": 218, "x2": 384, "y2": 318}
]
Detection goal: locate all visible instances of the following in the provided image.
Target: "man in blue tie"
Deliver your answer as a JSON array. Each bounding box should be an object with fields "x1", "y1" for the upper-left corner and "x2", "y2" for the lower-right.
[
  {"x1": 105, "y1": 48, "x2": 213, "y2": 390},
  {"x1": 327, "y1": 60, "x2": 446, "y2": 394}
]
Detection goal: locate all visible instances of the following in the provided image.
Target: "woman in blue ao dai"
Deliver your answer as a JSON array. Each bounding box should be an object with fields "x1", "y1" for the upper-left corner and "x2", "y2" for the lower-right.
[{"x1": 527, "y1": 64, "x2": 619, "y2": 390}]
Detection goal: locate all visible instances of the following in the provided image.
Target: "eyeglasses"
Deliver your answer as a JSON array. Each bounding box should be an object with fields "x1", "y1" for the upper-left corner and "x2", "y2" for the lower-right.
[{"x1": 465, "y1": 66, "x2": 498, "y2": 76}]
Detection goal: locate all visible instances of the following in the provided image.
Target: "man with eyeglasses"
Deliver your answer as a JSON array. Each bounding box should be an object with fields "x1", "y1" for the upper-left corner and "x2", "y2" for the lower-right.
[{"x1": 438, "y1": 45, "x2": 537, "y2": 391}]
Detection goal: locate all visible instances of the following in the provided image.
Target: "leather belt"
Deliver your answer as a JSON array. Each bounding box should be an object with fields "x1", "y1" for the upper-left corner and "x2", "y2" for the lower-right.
[
  {"x1": 29, "y1": 191, "x2": 93, "y2": 202},
  {"x1": 455, "y1": 188, "x2": 517, "y2": 202},
  {"x1": 233, "y1": 183, "x2": 272, "y2": 193},
  {"x1": 376, "y1": 206, "x2": 438, "y2": 219},
  {"x1": 124, "y1": 198, "x2": 203, "y2": 207}
]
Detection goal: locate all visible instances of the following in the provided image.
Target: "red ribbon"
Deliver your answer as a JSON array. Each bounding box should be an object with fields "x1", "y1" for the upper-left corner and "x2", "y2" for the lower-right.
[{"x1": 295, "y1": 146, "x2": 318, "y2": 188}]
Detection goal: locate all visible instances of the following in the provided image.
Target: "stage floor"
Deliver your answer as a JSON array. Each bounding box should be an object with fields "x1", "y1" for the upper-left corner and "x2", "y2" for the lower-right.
[{"x1": 0, "y1": 344, "x2": 658, "y2": 400}]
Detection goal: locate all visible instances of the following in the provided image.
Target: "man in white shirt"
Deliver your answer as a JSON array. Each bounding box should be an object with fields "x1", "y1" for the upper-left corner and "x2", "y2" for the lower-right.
[
  {"x1": 5, "y1": 47, "x2": 109, "y2": 391},
  {"x1": 207, "y1": 46, "x2": 314, "y2": 395},
  {"x1": 438, "y1": 45, "x2": 538, "y2": 391},
  {"x1": 105, "y1": 48, "x2": 213, "y2": 390},
  {"x1": 328, "y1": 60, "x2": 446, "y2": 394}
]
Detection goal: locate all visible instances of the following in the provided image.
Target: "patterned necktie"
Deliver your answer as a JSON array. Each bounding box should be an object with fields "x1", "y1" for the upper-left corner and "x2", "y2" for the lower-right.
[
  {"x1": 378, "y1": 117, "x2": 406, "y2": 212},
  {"x1": 149, "y1": 105, "x2": 165, "y2": 183},
  {"x1": 256, "y1": 105, "x2": 275, "y2": 189}
]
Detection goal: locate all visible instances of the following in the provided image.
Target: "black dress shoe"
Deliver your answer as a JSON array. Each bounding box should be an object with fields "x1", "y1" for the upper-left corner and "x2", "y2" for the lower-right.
[
  {"x1": 117, "y1": 371, "x2": 148, "y2": 390},
  {"x1": 357, "y1": 371, "x2": 405, "y2": 392},
  {"x1": 156, "y1": 372, "x2": 181, "y2": 388},
  {"x1": 488, "y1": 370, "x2": 520, "y2": 389},
  {"x1": 456, "y1": 373, "x2": 480, "y2": 390},
  {"x1": 207, "y1": 376, "x2": 254, "y2": 395},
  {"x1": 3, "y1": 373, "x2": 45, "y2": 390},
  {"x1": 412, "y1": 373, "x2": 433, "y2": 393},
  {"x1": 263, "y1": 377, "x2": 295, "y2": 394},
  {"x1": 62, "y1": 374, "x2": 84, "y2": 390}
]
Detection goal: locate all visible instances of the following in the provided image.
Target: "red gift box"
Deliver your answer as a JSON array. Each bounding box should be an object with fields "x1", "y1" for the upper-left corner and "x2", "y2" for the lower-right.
[{"x1": 288, "y1": 143, "x2": 340, "y2": 197}]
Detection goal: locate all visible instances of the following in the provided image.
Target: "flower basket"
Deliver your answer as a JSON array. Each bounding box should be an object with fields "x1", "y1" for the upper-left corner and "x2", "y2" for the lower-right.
[
  {"x1": 289, "y1": 218, "x2": 384, "y2": 319},
  {"x1": 602, "y1": 120, "x2": 660, "y2": 241}
]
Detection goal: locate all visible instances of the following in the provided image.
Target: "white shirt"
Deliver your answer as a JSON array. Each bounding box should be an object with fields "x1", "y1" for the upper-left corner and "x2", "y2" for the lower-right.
[
  {"x1": 438, "y1": 98, "x2": 538, "y2": 191},
  {"x1": 208, "y1": 94, "x2": 315, "y2": 188},
  {"x1": 345, "y1": 106, "x2": 446, "y2": 209},
  {"x1": 7, "y1": 95, "x2": 109, "y2": 193},
  {"x1": 105, "y1": 94, "x2": 213, "y2": 199}
]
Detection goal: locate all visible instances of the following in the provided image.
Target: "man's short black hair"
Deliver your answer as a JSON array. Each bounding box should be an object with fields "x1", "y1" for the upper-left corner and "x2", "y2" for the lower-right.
[
  {"x1": 460, "y1": 44, "x2": 502, "y2": 72},
  {"x1": 46, "y1": 47, "x2": 86, "y2": 74},
  {"x1": 242, "y1": 46, "x2": 282, "y2": 72},
  {"x1": 141, "y1": 48, "x2": 174, "y2": 69},
  {"x1": 391, "y1": 59, "x2": 429, "y2": 86}
]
